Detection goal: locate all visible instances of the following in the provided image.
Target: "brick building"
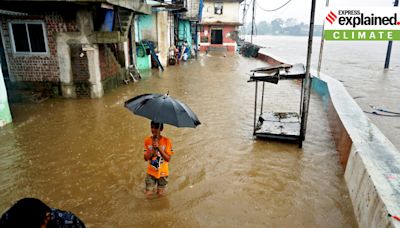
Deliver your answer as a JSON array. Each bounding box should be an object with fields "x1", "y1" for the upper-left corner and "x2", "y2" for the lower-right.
[{"x1": 0, "y1": 1, "x2": 151, "y2": 99}]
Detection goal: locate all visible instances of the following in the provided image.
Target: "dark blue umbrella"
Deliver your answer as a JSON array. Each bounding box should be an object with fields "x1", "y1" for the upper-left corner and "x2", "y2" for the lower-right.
[{"x1": 124, "y1": 93, "x2": 201, "y2": 128}]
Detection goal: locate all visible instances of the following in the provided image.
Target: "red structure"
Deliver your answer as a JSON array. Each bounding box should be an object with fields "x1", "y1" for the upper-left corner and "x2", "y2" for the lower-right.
[
  {"x1": 198, "y1": 0, "x2": 243, "y2": 52},
  {"x1": 199, "y1": 23, "x2": 241, "y2": 52}
]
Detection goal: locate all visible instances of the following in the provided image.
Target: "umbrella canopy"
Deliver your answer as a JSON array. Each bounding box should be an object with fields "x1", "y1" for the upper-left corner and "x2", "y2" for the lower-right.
[{"x1": 124, "y1": 93, "x2": 201, "y2": 128}]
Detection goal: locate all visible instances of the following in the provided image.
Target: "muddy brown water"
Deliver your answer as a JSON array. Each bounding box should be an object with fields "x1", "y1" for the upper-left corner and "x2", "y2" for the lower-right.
[{"x1": 0, "y1": 54, "x2": 357, "y2": 227}]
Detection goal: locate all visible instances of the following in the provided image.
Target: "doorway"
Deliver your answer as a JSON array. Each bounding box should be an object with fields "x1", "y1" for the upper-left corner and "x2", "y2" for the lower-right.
[{"x1": 211, "y1": 29, "x2": 223, "y2": 44}]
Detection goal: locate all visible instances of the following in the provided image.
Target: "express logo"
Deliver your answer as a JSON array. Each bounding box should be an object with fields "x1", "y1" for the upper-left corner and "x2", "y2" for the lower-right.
[
  {"x1": 324, "y1": 7, "x2": 400, "y2": 41},
  {"x1": 326, "y1": 11, "x2": 337, "y2": 24},
  {"x1": 326, "y1": 10, "x2": 399, "y2": 27}
]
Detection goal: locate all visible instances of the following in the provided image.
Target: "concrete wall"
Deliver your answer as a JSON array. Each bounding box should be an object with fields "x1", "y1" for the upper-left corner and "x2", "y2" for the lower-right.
[
  {"x1": 136, "y1": 43, "x2": 150, "y2": 70},
  {"x1": 138, "y1": 14, "x2": 156, "y2": 42},
  {"x1": 156, "y1": 11, "x2": 169, "y2": 67},
  {"x1": 0, "y1": 63, "x2": 12, "y2": 127},
  {"x1": 202, "y1": 1, "x2": 240, "y2": 23},
  {"x1": 56, "y1": 10, "x2": 104, "y2": 98},
  {"x1": 135, "y1": 14, "x2": 154, "y2": 71},
  {"x1": 311, "y1": 73, "x2": 400, "y2": 228}
]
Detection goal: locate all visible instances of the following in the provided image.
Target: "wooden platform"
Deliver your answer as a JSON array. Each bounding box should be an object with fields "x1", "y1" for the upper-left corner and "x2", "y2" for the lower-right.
[{"x1": 255, "y1": 112, "x2": 301, "y2": 141}]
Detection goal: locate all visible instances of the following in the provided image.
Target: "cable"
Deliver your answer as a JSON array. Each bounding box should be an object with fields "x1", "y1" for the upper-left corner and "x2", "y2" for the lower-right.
[
  {"x1": 363, "y1": 111, "x2": 400, "y2": 117},
  {"x1": 369, "y1": 105, "x2": 400, "y2": 115},
  {"x1": 255, "y1": 0, "x2": 293, "y2": 12}
]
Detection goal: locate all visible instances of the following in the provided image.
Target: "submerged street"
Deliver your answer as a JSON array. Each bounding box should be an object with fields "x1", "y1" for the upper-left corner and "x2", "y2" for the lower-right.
[{"x1": 0, "y1": 54, "x2": 357, "y2": 227}]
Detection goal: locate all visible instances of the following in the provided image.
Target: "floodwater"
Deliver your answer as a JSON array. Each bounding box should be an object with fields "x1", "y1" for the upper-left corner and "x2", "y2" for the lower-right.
[
  {"x1": 253, "y1": 35, "x2": 400, "y2": 150},
  {"x1": 0, "y1": 53, "x2": 357, "y2": 227}
]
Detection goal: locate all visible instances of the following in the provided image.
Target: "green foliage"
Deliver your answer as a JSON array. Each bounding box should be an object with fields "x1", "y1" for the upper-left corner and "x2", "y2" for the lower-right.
[{"x1": 243, "y1": 18, "x2": 323, "y2": 36}]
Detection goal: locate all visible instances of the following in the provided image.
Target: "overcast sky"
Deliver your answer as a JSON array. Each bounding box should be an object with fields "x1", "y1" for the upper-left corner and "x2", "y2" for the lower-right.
[{"x1": 241, "y1": 0, "x2": 396, "y2": 25}]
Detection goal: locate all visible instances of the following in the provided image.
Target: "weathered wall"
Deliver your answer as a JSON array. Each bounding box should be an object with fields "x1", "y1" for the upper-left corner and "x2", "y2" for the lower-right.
[
  {"x1": 138, "y1": 14, "x2": 156, "y2": 42},
  {"x1": 0, "y1": 13, "x2": 78, "y2": 82},
  {"x1": 70, "y1": 43, "x2": 89, "y2": 82},
  {"x1": 326, "y1": 100, "x2": 352, "y2": 168},
  {"x1": 156, "y1": 11, "x2": 168, "y2": 67},
  {"x1": 312, "y1": 72, "x2": 400, "y2": 228},
  {"x1": 136, "y1": 44, "x2": 150, "y2": 70},
  {"x1": 202, "y1": 1, "x2": 240, "y2": 23},
  {"x1": 70, "y1": 43, "x2": 90, "y2": 97},
  {"x1": 134, "y1": 14, "x2": 154, "y2": 70},
  {"x1": 98, "y1": 44, "x2": 123, "y2": 93},
  {"x1": 0, "y1": 63, "x2": 12, "y2": 127},
  {"x1": 99, "y1": 45, "x2": 120, "y2": 81}
]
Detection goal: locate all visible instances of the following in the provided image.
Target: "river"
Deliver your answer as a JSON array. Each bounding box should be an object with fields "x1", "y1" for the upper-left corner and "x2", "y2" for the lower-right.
[
  {"x1": 0, "y1": 53, "x2": 356, "y2": 227},
  {"x1": 252, "y1": 35, "x2": 400, "y2": 150}
]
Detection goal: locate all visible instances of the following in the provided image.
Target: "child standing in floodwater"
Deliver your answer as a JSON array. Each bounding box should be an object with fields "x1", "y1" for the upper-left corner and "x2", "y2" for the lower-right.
[{"x1": 143, "y1": 121, "x2": 173, "y2": 197}]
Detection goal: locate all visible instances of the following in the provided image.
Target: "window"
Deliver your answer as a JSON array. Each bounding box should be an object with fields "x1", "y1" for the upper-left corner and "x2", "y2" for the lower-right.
[
  {"x1": 214, "y1": 3, "x2": 223, "y2": 15},
  {"x1": 9, "y1": 21, "x2": 48, "y2": 54}
]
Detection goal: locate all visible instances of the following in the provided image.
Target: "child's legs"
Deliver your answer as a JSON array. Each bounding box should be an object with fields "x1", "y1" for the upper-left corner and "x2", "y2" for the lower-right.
[
  {"x1": 156, "y1": 176, "x2": 168, "y2": 195},
  {"x1": 145, "y1": 174, "x2": 156, "y2": 195}
]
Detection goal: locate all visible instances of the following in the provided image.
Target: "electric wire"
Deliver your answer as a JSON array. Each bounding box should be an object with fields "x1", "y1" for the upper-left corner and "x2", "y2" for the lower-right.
[{"x1": 255, "y1": 0, "x2": 293, "y2": 12}]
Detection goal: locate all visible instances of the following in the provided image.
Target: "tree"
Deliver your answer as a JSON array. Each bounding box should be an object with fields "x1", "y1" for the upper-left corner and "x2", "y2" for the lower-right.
[
  {"x1": 257, "y1": 21, "x2": 270, "y2": 35},
  {"x1": 284, "y1": 18, "x2": 298, "y2": 27},
  {"x1": 270, "y1": 18, "x2": 284, "y2": 34}
]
